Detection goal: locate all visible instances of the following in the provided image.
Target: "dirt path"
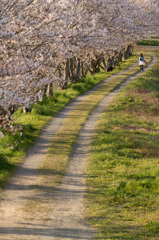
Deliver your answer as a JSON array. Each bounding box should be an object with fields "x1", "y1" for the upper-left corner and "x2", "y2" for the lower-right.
[{"x1": 0, "y1": 53, "x2": 157, "y2": 240}]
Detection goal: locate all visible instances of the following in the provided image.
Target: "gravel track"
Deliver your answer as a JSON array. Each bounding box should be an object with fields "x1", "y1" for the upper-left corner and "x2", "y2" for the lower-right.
[{"x1": 0, "y1": 53, "x2": 156, "y2": 240}]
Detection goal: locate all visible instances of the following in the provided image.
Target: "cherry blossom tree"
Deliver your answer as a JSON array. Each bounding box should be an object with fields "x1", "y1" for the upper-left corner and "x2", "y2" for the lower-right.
[{"x1": 0, "y1": 0, "x2": 158, "y2": 133}]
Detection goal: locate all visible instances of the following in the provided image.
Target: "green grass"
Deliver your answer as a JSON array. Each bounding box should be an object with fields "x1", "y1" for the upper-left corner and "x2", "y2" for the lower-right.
[
  {"x1": 151, "y1": 36, "x2": 159, "y2": 39},
  {"x1": 0, "y1": 53, "x2": 139, "y2": 191},
  {"x1": 137, "y1": 39, "x2": 159, "y2": 46},
  {"x1": 85, "y1": 50, "x2": 159, "y2": 239}
]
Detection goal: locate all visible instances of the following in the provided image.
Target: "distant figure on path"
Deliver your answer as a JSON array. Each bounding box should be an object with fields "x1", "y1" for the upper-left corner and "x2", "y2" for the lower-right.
[{"x1": 139, "y1": 53, "x2": 147, "y2": 72}]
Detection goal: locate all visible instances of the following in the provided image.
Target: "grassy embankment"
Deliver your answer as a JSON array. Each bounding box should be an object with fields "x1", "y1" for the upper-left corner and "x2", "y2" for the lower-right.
[
  {"x1": 85, "y1": 48, "x2": 159, "y2": 239},
  {"x1": 137, "y1": 38, "x2": 159, "y2": 46},
  {"x1": 0, "y1": 53, "x2": 139, "y2": 191}
]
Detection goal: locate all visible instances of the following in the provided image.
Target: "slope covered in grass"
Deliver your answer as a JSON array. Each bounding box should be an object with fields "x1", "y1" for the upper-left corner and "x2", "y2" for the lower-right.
[{"x1": 137, "y1": 39, "x2": 159, "y2": 46}]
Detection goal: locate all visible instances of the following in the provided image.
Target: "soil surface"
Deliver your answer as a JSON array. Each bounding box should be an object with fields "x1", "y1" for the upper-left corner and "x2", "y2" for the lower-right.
[{"x1": 0, "y1": 52, "x2": 157, "y2": 240}]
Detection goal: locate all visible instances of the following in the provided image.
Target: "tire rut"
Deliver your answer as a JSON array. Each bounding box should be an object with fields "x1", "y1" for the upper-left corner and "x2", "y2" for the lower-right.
[{"x1": 0, "y1": 53, "x2": 157, "y2": 240}]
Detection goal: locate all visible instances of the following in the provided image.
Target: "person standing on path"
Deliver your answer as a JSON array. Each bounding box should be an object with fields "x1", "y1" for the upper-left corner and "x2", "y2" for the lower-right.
[{"x1": 139, "y1": 53, "x2": 146, "y2": 72}]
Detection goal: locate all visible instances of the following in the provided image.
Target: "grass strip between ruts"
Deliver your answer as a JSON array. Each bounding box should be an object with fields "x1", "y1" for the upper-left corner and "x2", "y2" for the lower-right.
[
  {"x1": 25, "y1": 54, "x2": 153, "y2": 214},
  {"x1": 85, "y1": 50, "x2": 159, "y2": 239},
  {"x1": 0, "y1": 53, "x2": 139, "y2": 191}
]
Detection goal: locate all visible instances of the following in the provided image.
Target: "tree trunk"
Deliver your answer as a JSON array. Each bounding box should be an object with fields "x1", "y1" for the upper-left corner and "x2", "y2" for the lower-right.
[
  {"x1": 75, "y1": 58, "x2": 81, "y2": 82},
  {"x1": 65, "y1": 59, "x2": 70, "y2": 81},
  {"x1": 70, "y1": 58, "x2": 75, "y2": 81},
  {"x1": 46, "y1": 82, "x2": 53, "y2": 97},
  {"x1": 107, "y1": 57, "x2": 114, "y2": 72},
  {"x1": 81, "y1": 62, "x2": 85, "y2": 78}
]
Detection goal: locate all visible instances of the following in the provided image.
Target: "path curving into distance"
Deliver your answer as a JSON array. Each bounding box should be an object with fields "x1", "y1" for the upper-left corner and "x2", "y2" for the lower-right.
[{"x1": 0, "y1": 51, "x2": 157, "y2": 240}]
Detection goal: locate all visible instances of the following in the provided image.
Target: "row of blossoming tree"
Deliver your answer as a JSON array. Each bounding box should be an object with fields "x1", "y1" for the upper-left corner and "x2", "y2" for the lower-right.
[{"x1": 0, "y1": 0, "x2": 158, "y2": 133}]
